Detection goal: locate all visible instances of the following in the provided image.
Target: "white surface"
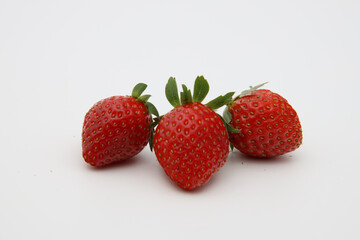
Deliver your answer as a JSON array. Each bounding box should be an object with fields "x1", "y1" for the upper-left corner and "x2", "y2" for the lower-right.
[{"x1": 1, "y1": 0, "x2": 360, "y2": 239}]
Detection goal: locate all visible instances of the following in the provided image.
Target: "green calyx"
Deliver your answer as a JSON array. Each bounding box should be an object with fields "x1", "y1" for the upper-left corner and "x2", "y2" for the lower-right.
[
  {"x1": 131, "y1": 83, "x2": 148, "y2": 99},
  {"x1": 131, "y1": 83, "x2": 159, "y2": 117},
  {"x1": 180, "y1": 84, "x2": 193, "y2": 105},
  {"x1": 223, "y1": 82, "x2": 268, "y2": 120},
  {"x1": 165, "y1": 76, "x2": 234, "y2": 109},
  {"x1": 233, "y1": 82, "x2": 268, "y2": 101},
  {"x1": 164, "y1": 76, "x2": 240, "y2": 151},
  {"x1": 131, "y1": 83, "x2": 160, "y2": 151},
  {"x1": 206, "y1": 92, "x2": 235, "y2": 110},
  {"x1": 193, "y1": 76, "x2": 209, "y2": 102},
  {"x1": 165, "y1": 77, "x2": 181, "y2": 107}
]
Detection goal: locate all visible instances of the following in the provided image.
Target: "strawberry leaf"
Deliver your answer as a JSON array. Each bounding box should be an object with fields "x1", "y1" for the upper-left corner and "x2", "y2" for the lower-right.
[
  {"x1": 132, "y1": 83, "x2": 147, "y2": 98},
  {"x1": 148, "y1": 116, "x2": 162, "y2": 151},
  {"x1": 146, "y1": 102, "x2": 159, "y2": 117},
  {"x1": 165, "y1": 77, "x2": 181, "y2": 107},
  {"x1": 180, "y1": 84, "x2": 193, "y2": 105},
  {"x1": 193, "y1": 76, "x2": 209, "y2": 103},
  {"x1": 149, "y1": 116, "x2": 162, "y2": 129},
  {"x1": 217, "y1": 113, "x2": 239, "y2": 150},
  {"x1": 137, "y1": 94, "x2": 151, "y2": 103},
  {"x1": 206, "y1": 92, "x2": 235, "y2": 110},
  {"x1": 238, "y1": 82, "x2": 268, "y2": 98},
  {"x1": 230, "y1": 143, "x2": 234, "y2": 151},
  {"x1": 217, "y1": 113, "x2": 240, "y2": 133},
  {"x1": 225, "y1": 122, "x2": 240, "y2": 133},
  {"x1": 149, "y1": 129, "x2": 154, "y2": 151},
  {"x1": 223, "y1": 107, "x2": 232, "y2": 123}
]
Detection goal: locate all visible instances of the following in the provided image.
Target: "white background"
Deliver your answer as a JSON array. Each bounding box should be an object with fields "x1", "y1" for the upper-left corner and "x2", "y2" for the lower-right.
[{"x1": 1, "y1": 0, "x2": 359, "y2": 239}]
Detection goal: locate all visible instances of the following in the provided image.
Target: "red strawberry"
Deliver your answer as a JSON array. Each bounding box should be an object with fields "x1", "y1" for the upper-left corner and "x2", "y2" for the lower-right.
[
  {"x1": 224, "y1": 84, "x2": 303, "y2": 158},
  {"x1": 82, "y1": 83, "x2": 159, "y2": 167},
  {"x1": 152, "y1": 76, "x2": 235, "y2": 190}
]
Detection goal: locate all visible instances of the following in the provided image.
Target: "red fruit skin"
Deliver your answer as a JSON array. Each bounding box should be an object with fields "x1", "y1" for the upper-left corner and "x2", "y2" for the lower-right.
[
  {"x1": 228, "y1": 89, "x2": 302, "y2": 158},
  {"x1": 153, "y1": 102, "x2": 229, "y2": 190},
  {"x1": 82, "y1": 96, "x2": 151, "y2": 167}
]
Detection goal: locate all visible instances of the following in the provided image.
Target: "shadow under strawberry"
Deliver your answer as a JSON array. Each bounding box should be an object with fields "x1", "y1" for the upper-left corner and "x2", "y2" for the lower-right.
[
  {"x1": 229, "y1": 150, "x2": 294, "y2": 164},
  {"x1": 85, "y1": 153, "x2": 144, "y2": 171}
]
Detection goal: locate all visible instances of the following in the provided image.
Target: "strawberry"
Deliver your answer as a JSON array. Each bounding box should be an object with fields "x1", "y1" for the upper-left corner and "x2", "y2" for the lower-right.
[
  {"x1": 152, "y1": 76, "x2": 236, "y2": 190},
  {"x1": 224, "y1": 84, "x2": 303, "y2": 158},
  {"x1": 82, "y1": 83, "x2": 159, "y2": 167}
]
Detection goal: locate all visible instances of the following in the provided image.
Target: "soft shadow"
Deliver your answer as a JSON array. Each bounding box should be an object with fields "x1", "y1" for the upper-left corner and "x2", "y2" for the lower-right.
[
  {"x1": 186, "y1": 175, "x2": 220, "y2": 194},
  {"x1": 151, "y1": 150, "x2": 295, "y2": 193},
  {"x1": 229, "y1": 150, "x2": 293, "y2": 165},
  {"x1": 155, "y1": 151, "x2": 295, "y2": 193}
]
